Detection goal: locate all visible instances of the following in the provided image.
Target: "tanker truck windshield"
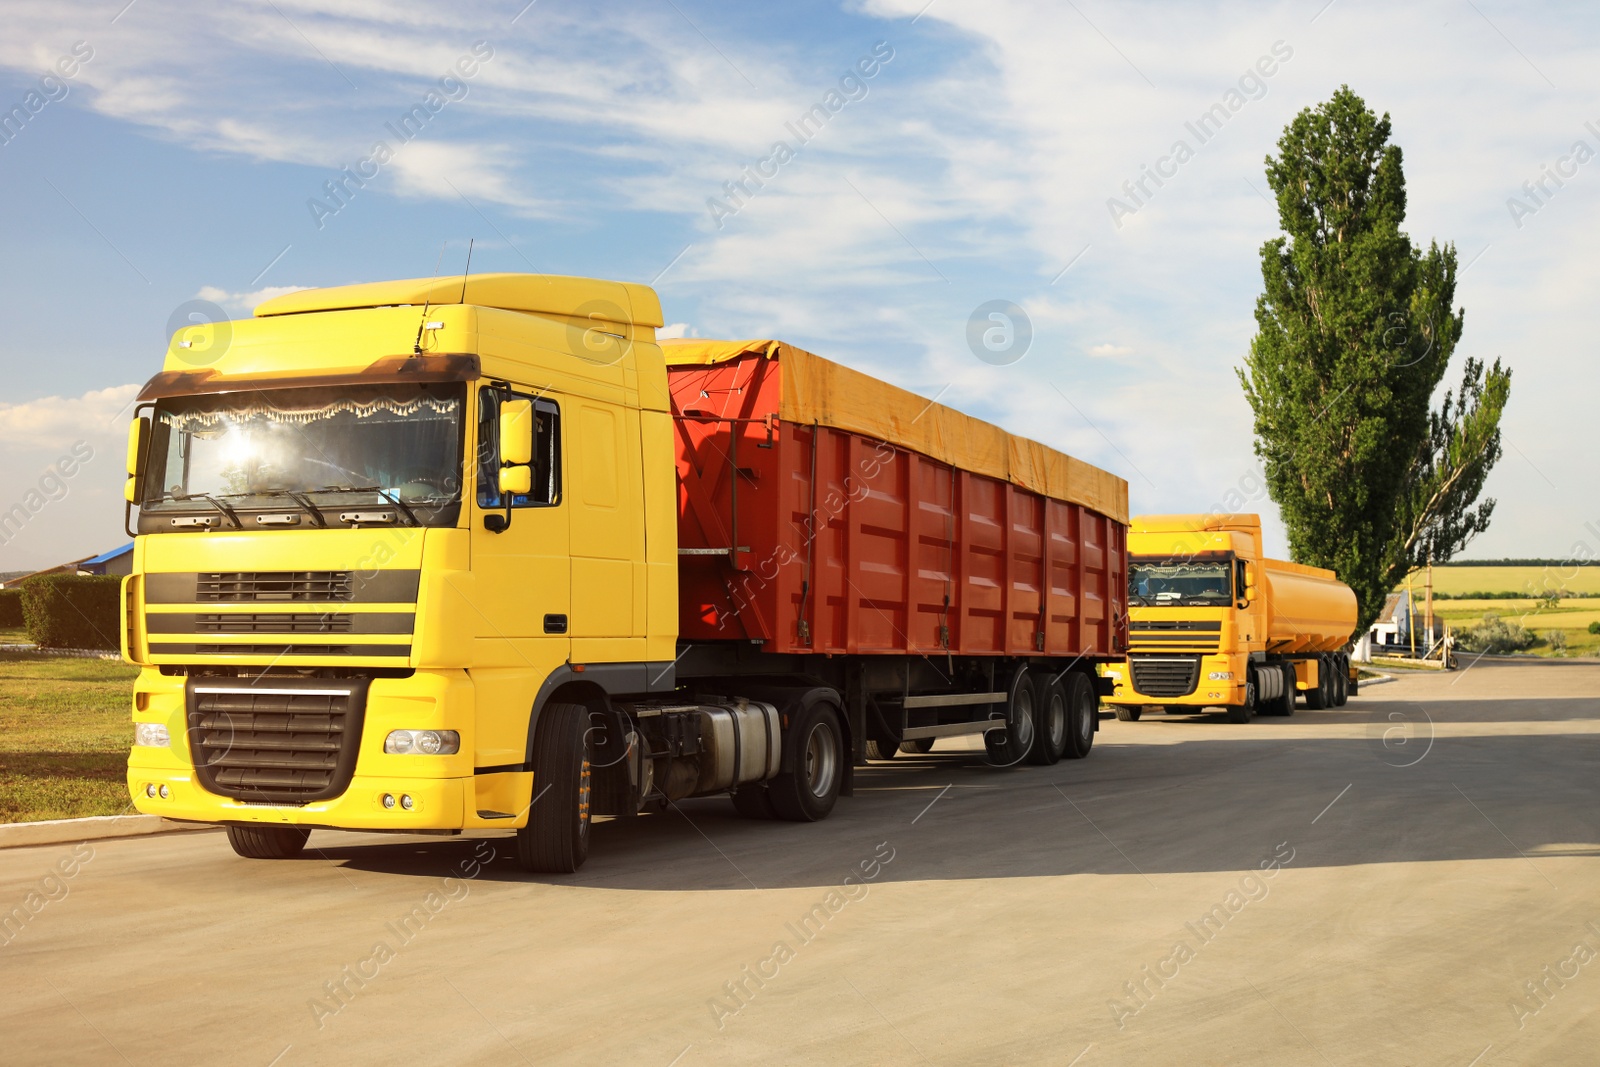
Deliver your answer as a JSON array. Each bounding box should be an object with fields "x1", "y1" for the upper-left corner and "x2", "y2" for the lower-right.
[
  {"x1": 1129, "y1": 559, "x2": 1232, "y2": 606},
  {"x1": 141, "y1": 382, "x2": 465, "y2": 526}
]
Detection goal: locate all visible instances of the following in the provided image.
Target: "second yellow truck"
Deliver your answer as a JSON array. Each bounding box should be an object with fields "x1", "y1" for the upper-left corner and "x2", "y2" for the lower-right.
[{"x1": 1103, "y1": 514, "x2": 1357, "y2": 722}]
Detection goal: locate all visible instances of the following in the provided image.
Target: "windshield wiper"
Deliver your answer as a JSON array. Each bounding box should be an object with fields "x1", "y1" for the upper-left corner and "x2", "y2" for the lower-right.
[
  {"x1": 160, "y1": 491, "x2": 243, "y2": 529},
  {"x1": 312, "y1": 485, "x2": 421, "y2": 527}
]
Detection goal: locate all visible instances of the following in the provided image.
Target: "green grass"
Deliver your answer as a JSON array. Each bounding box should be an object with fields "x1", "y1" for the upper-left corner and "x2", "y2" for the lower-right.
[
  {"x1": 1432, "y1": 599, "x2": 1600, "y2": 658},
  {"x1": 0, "y1": 626, "x2": 28, "y2": 644},
  {"x1": 0, "y1": 650, "x2": 137, "y2": 822}
]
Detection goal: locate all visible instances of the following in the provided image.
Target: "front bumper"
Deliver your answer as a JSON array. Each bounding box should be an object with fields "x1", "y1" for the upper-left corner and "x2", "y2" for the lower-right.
[{"x1": 1103, "y1": 654, "x2": 1247, "y2": 707}]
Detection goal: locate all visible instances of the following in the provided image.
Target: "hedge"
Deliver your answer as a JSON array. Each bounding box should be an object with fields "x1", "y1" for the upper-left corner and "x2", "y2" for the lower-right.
[
  {"x1": 20, "y1": 574, "x2": 122, "y2": 651},
  {"x1": 0, "y1": 588, "x2": 22, "y2": 629}
]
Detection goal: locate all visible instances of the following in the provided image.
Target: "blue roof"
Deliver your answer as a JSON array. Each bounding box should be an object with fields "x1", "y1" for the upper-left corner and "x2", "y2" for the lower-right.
[{"x1": 80, "y1": 543, "x2": 134, "y2": 566}]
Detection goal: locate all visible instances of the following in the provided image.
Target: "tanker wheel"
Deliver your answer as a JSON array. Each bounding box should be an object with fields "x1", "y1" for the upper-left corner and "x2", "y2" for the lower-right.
[
  {"x1": 516, "y1": 701, "x2": 593, "y2": 874},
  {"x1": 1064, "y1": 673, "x2": 1097, "y2": 759},
  {"x1": 1277, "y1": 664, "x2": 1297, "y2": 716},
  {"x1": 1027, "y1": 672, "x2": 1067, "y2": 766},
  {"x1": 225, "y1": 825, "x2": 310, "y2": 860},
  {"x1": 1333, "y1": 656, "x2": 1350, "y2": 706},
  {"x1": 1114, "y1": 705, "x2": 1141, "y2": 722},
  {"x1": 768, "y1": 702, "x2": 843, "y2": 822},
  {"x1": 900, "y1": 738, "x2": 935, "y2": 755},
  {"x1": 984, "y1": 665, "x2": 1036, "y2": 767},
  {"x1": 1305, "y1": 656, "x2": 1329, "y2": 710}
]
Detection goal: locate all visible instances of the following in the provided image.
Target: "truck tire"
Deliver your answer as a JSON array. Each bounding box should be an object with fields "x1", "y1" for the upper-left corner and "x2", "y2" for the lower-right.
[
  {"x1": 984, "y1": 665, "x2": 1037, "y2": 767},
  {"x1": 1226, "y1": 700, "x2": 1253, "y2": 723},
  {"x1": 1114, "y1": 705, "x2": 1141, "y2": 722},
  {"x1": 1278, "y1": 664, "x2": 1297, "y2": 716},
  {"x1": 516, "y1": 701, "x2": 593, "y2": 874},
  {"x1": 1333, "y1": 656, "x2": 1350, "y2": 706},
  {"x1": 225, "y1": 825, "x2": 310, "y2": 860},
  {"x1": 1304, "y1": 657, "x2": 1328, "y2": 710},
  {"x1": 769, "y1": 701, "x2": 844, "y2": 821},
  {"x1": 864, "y1": 738, "x2": 898, "y2": 761},
  {"x1": 1064, "y1": 673, "x2": 1096, "y2": 759},
  {"x1": 1028, "y1": 672, "x2": 1067, "y2": 765},
  {"x1": 900, "y1": 738, "x2": 935, "y2": 754}
]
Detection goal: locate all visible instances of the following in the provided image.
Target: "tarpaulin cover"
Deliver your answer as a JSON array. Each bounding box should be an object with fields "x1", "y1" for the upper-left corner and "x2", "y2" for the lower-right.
[{"x1": 661, "y1": 338, "x2": 1129, "y2": 525}]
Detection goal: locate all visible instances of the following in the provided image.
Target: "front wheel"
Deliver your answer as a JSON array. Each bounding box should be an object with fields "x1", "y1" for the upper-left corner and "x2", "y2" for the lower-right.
[
  {"x1": 769, "y1": 702, "x2": 844, "y2": 822},
  {"x1": 225, "y1": 825, "x2": 310, "y2": 860},
  {"x1": 1114, "y1": 705, "x2": 1141, "y2": 722},
  {"x1": 517, "y1": 702, "x2": 593, "y2": 874}
]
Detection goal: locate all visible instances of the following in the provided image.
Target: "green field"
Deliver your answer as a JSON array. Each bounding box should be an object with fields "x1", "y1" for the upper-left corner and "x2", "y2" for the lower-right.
[
  {"x1": 1430, "y1": 599, "x2": 1600, "y2": 658},
  {"x1": 1410, "y1": 565, "x2": 1600, "y2": 598},
  {"x1": 0, "y1": 651, "x2": 137, "y2": 822}
]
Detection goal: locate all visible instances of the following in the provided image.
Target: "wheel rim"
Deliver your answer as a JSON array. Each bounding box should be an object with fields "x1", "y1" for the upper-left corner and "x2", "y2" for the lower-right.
[
  {"x1": 1075, "y1": 691, "x2": 1092, "y2": 743},
  {"x1": 1047, "y1": 690, "x2": 1067, "y2": 751},
  {"x1": 804, "y1": 722, "x2": 839, "y2": 800},
  {"x1": 1012, "y1": 686, "x2": 1035, "y2": 749}
]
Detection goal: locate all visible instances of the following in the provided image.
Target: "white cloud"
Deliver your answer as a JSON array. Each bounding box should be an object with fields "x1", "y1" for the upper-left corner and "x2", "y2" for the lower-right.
[
  {"x1": 0, "y1": 384, "x2": 141, "y2": 450},
  {"x1": 195, "y1": 285, "x2": 311, "y2": 313},
  {"x1": 656, "y1": 323, "x2": 695, "y2": 339},
  {"x1": 1088, "y1": 343, "x2": 1133, "y2": 358}
]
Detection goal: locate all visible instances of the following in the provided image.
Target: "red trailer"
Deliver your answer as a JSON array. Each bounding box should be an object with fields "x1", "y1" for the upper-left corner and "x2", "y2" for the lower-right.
[{"x1": 664, "y1": 339, "x2": 1128, "y2": 769}]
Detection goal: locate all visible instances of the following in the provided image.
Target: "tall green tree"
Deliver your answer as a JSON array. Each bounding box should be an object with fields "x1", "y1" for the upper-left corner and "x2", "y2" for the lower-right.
[{"x1": 1239, "y1": 87, "x2": 1511, "y2": 632}]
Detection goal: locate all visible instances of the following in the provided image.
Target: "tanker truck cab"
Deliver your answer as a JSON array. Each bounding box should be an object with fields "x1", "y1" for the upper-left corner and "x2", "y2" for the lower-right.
[{"x1": 1104, "y1": 514, "x2": 1356, "y2": 723}]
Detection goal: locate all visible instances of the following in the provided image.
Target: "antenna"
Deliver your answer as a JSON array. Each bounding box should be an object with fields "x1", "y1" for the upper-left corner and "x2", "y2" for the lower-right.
[
  {"x1": 459, "y1": 238, "x2": 475, "y2": 304},
  {"x1": 413, "y1": 240, "x2": 450, "y2": 355}
]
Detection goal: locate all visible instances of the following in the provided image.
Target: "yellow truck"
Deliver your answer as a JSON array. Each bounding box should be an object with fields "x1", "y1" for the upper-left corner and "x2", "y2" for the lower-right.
[
  {"x1": 122, "y1": 273, "x2": 1129, "y2": 872},
  {"x1": 1102, "y1": 514, "x2": 1357, "y2": 723}
]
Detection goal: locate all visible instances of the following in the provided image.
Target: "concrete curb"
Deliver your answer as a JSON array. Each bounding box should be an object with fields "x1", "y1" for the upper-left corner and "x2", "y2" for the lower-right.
[
  {"x1": 1356, "y1": 671, "x2": 1397, "y2": 688},
  {"x1": 0, "y1": 815, "x2": 216, "y2": 850}
]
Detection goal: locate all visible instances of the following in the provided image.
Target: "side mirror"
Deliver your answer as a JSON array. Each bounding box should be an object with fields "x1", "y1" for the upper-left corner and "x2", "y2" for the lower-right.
[
  {"x1": 125, "y1": 416, "x2": 149, "y2": 503},
  {"x1": 499, "y1": 399, "x2": 533, "y2": 467},
  {"x1": 499, "y1": 466, "x2": 532, "y2": 496}
]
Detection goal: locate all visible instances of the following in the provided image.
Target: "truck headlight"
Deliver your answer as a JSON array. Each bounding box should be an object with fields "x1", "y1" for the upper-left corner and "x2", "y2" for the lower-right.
[
  {"x1": 384, "y1": 729, "x2": 460, "y2": 755},
  {"x1": 134, "y1": 722, "x2": 170, "y2": 747},
  {"x1": 1207, "y1": 671, "x2": 1233, "y2": 681}
]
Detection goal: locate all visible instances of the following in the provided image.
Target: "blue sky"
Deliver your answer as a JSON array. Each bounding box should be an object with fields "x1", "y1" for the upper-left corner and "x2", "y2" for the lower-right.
[{"x1": 0, "y1": 0, "x2": 1596, "y2": 571}]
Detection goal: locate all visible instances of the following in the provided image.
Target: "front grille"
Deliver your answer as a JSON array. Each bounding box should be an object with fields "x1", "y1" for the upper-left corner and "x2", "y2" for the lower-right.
[
  {"x1": 1131, "y1": 619, "x2": 1220, "y2": 651},
  {"x1": 1131, "y1": 620, "x2": 1221, "y2": 632},
  {"x1": 197, "y1": 572, "x2": 354, "y2": 602},
  {"x1": 187, "y1": 679, "x2": 369, "y2": 804},
  {"x1": 195, "y1": 613, "x2": 355, "y2": 634},
  {"x1": 1129, "y1": 656, "x2": 1201, "y2": 698}
]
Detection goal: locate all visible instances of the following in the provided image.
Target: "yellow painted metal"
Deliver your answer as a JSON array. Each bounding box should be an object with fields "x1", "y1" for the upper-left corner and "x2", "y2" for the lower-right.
[
  {"x1": 128, "y1": 273, "x2": 673, "y2": 834},
  {"x1": 1106, "y1": 513, "x2": 1356, "y2": 710}
]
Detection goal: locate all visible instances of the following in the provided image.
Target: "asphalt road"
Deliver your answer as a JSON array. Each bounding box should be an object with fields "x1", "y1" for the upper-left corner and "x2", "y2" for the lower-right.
[{"x1": 4, "y1": 658, "x2": 1599, "y2": 1066}]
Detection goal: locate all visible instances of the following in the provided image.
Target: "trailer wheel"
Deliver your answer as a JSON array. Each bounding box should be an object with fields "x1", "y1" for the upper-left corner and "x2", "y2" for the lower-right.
[
  {"x1": 900, "y1": 738, "x2": 935, "y2": 754},
  {"x1": 1028, "y1": 673, "x2": 1067, "y2": 765},
  {"x1": 225, "y1": 825, "x2": 310, "y2": 860},
  {"x1": 1333, "y1": 656, "x2": 1350, "y2": 706},
  {"x1": 1064, "y1": 673, "x2": 1096, "y2": 759},
  {"x1": 516, "y1": 701, "x2": 592, "y2": 874},
  {"x1": 985, "y1": 666, "x2": 1037, "y2": 767},
  {"x1": 1114, "y1": 705, "x2": 1141, "y2": 722},
  {"x1": 1305, "y1": 656, "x2": 1329, "y2": 710},
  {"x1": 769, "y1": 702, "x2": 843, "y2": 822}
]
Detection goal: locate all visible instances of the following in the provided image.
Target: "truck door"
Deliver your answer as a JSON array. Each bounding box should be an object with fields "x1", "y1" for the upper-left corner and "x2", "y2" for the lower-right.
[{"x1": 470, "y1": 385, "x2": 571, "y2": 657}]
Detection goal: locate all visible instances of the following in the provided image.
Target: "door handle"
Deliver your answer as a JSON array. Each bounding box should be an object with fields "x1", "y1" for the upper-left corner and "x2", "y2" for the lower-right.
[{"x1": 543, "y1": 614, "x2": 568, "y2": 634}]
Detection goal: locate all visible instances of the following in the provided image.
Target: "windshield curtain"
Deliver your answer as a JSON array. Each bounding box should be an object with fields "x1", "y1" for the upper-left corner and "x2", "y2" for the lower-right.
[
  {"x1": 143, "y1": 383, "x2": 465, "y2": 518},
  {"x1": 1129, "y1": 559, "x2": 1233, "y2": 606}
]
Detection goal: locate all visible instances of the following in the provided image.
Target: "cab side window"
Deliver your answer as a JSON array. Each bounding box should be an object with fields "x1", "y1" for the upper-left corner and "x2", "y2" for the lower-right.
[{"x1": 477, "y1": 387, "x2": 561, "y2": 509}]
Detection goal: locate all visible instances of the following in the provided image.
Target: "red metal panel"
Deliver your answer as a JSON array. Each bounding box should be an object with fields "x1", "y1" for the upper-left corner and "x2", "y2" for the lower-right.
[{"x1": 668, "y1": 353, "x2": 1126, "y2": 660}]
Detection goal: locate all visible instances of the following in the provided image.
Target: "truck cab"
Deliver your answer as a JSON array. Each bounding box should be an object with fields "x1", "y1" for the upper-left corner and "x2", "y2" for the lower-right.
[{"x1": 1103, "y1": 514, "x2": 1355, "y2": 722}]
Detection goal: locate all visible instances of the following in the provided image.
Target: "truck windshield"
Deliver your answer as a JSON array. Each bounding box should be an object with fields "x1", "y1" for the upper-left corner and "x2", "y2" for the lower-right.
[
  {"x1": 1129, "y1": 559, "x2": 1233, "y2": 606},
  {"x1": 141, "y1": 382, "x2": 465, "y2": 524}
]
